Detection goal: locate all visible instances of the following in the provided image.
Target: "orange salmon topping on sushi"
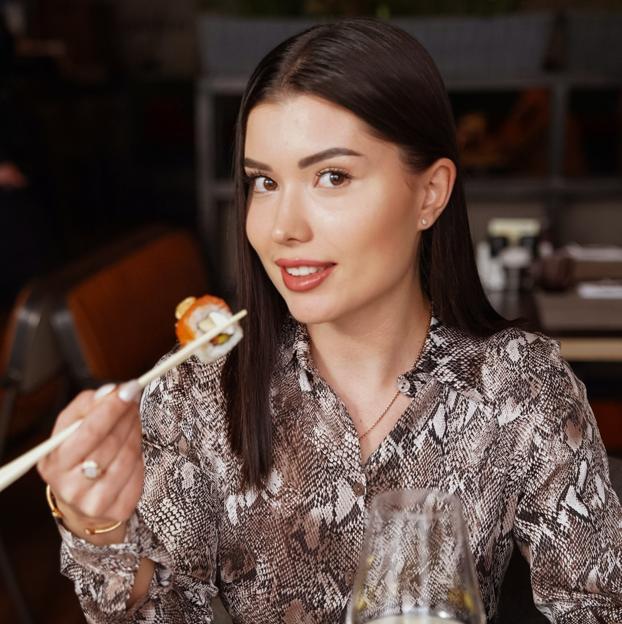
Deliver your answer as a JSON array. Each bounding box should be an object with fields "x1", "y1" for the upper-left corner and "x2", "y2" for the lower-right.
[{"x1": 175, "y1": 294, "x2": 233, "y2": 347}]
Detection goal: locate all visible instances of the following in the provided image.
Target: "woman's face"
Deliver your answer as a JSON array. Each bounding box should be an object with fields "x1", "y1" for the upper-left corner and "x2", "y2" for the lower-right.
[{"x1": 244, "y1": 94, "x2": 438, "y2": 326}]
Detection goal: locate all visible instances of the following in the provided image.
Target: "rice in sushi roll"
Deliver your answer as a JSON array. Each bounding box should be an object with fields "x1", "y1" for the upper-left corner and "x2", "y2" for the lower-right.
[{"x1": 175, "y1": 295, "x2": 243, "y2": 363}]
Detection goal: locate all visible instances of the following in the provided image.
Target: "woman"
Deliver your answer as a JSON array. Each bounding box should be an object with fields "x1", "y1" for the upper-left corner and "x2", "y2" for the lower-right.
[{"x1": 38, "y1": 18, "x2": 622, "y2": 623}]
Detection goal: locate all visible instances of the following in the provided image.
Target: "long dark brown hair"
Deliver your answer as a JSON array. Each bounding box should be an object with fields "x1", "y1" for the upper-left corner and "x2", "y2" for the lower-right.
[{"x1": 222, "y1": 18, "x2": 511, "y2": 487}]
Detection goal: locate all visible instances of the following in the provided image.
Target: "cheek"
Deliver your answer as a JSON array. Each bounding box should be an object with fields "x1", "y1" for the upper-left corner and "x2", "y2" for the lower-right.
[
  {"x1": 245, "y1": 203, "x2": 267, "y2": 255},
  {"x1": 328, "y1": 189, "x2": 420, "y2": 268},
  {"x1": 245, "y1": 204, "x2": 282, "y2": 284},
  {"x1": 350, "y1": 231, "x2": 418, "y2": 291}
]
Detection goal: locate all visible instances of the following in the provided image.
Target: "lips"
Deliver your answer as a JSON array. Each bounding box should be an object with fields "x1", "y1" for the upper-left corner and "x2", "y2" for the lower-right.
[{"x1": 275, "y1": 259, "x2": 336, "y2": 292}]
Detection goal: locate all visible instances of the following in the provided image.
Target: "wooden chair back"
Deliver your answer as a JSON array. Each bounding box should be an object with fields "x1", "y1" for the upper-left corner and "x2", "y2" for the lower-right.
[{"x1": 51, "y1": 227, "x2": 210, "y2": 385}]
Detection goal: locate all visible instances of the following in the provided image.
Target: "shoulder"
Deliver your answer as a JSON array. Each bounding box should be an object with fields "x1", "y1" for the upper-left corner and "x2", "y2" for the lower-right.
[
  {"x1": 482, "y1": 325, "x2": 575, "y2": 392},
  {"x1": 484, "y1": 325, "x2": 560, "y2": 374},
  {"x1": 429, "y1": 321, "x2": 598, "y2": 486},
  {"x1": 430, "y1": 321, "x2": 580, "y2": 420},
  {"x1": 481, "y1": 326, "x2": 584, "y2": 430},
  {"x1": 139, "y1": 350, "x2": 227, "y2": 451},
  {"x1": 482, "y1": 325, "x2": 561, "y2": 389}
]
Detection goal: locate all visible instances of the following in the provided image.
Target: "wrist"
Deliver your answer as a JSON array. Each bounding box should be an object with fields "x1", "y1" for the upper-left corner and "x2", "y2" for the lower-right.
[{"x1": 46, "y1": 485, "x2": 127, "y2": 545}]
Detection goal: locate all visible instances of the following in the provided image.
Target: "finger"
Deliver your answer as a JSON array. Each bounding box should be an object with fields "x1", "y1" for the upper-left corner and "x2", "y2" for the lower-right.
[
  {"x1": 40, "y1": 384, "x2": 117, "y2": 476},
  {"x1": 58, "y1": 406, "x2": 136, "y2": 495},
  {"x1": 76, "y1": 400, "x2": 137, "y2": 475},
  {"x1": 51, "y1": 382, "x2": 117, "y2": 439},
  {"x1": 51, "y1": 417, "x2": 140, "y2": 520},
  {"x1": 76, "y1": 420, "x2": 143, "y2": 519},
  {"x1": 41, "y1": 382, "x2": 133, "y2": 480},
  {"x1": 51, "y1": 390, "x2": 96, "y2": 434},
  {"x1": 41, "y1": 399, "x2": 139, "y2": 512},
  {"x1": 38, "y1": 390, "x2": 96, "y2": 479},
  {"x1": 52, "y1": 395, "x2": 138, "y2": 473},
  {"x1": 49, "y1": 451, "x2": 143, "y2": 527},
  {"x1": 104, "y1": 453, "x2": 145, "y2": 523}
]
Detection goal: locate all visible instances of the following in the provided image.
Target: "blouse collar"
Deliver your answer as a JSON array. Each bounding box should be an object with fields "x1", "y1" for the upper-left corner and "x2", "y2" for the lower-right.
[{"x1": 281, "y1": 314, "x2": 489, "y2": 406}]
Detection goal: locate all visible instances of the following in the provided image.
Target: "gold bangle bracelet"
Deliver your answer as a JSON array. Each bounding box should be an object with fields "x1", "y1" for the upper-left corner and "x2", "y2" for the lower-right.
[
  {"x1": 45, "y1": 485, "x2": 123, "y2": 536},
  {"x1": 45, "y1": 484, "x2": 64, "y2": 519},
  {"x1": 83, "y1": 521, "x2": 123, "y2": 536}
]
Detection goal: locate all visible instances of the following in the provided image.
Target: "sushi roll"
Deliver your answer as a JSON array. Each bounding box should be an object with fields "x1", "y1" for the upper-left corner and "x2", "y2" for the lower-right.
[{"x1": 175, "y1": 295, "x2": 243, "y2": 363}]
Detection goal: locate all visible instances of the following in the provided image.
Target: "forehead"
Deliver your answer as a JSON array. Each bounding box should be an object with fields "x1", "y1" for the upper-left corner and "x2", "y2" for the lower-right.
[{"x1": 244, "y1": 94, "x2": 381, "y2": 156}]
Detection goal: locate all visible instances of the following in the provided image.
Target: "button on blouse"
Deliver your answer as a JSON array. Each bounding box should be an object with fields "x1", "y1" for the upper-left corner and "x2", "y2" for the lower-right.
[{"x1": 57, "y1": 316, "x2": 622, "y2": 623}]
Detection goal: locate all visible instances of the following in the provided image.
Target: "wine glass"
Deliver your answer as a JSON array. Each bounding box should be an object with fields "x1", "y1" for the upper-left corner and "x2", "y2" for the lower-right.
[{"x1": 346, "y1": 489, "x2": 486, "y2": 624}]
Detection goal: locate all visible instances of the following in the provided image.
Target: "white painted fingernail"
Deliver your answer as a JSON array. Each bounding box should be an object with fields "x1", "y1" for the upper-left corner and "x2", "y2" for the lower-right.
[
  {"x1": 94, "y1": 383, "x2": 117, "y2": 400},
  {"x1": 118, "y1": 380, "x2": 142, "y2": 403}
]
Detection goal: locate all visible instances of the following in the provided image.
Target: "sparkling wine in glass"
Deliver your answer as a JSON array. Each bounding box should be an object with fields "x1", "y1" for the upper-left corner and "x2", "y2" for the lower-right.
[{"x1": 346, "y1": 489, "x2": 486, "y2": 624}]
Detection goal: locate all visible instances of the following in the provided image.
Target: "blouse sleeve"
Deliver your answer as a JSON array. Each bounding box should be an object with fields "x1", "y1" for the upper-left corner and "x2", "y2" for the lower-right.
[
  {"x1": 513, "y1": 340, "x2": 622, "y2": 623},
  {"x1": 57, "y1": 364, "x2": 221, "y2": 623}
]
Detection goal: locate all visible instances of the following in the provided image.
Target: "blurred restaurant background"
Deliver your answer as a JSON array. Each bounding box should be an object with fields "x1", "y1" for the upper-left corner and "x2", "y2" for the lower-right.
[{"x1": 1, "y1": 0, "x2": 621, "y2": 622}]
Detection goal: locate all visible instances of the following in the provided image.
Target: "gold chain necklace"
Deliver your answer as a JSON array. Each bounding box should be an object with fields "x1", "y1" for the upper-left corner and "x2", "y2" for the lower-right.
[
  {"x1": 358, "y1": 388, "x2": 401, "y2": 440},
  {"x1": 357, "y1": 311, "x2": 432, "y2": 441}
]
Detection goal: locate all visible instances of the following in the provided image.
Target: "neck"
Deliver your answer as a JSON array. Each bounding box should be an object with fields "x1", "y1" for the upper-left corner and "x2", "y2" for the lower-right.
[{"x1": 307, "y1": 276, "x2": 431, "y2": 391}]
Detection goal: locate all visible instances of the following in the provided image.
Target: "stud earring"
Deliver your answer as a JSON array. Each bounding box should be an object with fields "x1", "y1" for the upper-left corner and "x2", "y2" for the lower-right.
[{"x1": 421, "y1": 218, "x2": 428, "y2": 226}]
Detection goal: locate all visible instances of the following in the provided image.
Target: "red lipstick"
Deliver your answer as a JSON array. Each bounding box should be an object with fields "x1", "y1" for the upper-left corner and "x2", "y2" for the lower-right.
[{"x1": 275, "y1": 259, "x2": 336, "y2": 292}]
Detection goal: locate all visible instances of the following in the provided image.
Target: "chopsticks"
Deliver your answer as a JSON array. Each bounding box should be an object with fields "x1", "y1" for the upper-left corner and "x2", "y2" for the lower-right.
[{"x1": 0, "y1": 309, "x2": 247, "y2": 494}]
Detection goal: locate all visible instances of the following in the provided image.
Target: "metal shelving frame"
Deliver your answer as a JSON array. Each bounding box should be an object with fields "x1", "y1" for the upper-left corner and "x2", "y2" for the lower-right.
[{"x1": 195, "y1": 16, "x2": 622, "y2": 291}]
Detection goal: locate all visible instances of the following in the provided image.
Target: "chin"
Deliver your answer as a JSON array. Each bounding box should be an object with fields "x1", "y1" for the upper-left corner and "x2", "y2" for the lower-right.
[{"x1": 283, "y1": 295, "x2": 343, "y2": 326}]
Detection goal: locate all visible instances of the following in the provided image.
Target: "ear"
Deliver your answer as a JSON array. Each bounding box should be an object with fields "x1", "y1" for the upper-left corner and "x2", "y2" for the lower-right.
[{"x1": 418, "y1": 158, "x2": 456, "y2": 230}]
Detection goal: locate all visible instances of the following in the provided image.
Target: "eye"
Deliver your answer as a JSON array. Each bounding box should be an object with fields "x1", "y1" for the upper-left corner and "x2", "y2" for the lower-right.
[
  {"x1": 246, "y1": 173, "x2": 278, "y2": 193},
  {"x1": 316, "y1": 169, "x2": 352, "y2": 189},
  {"x1": 255, "y1": 176, "x2": 277, "y2": 193}
]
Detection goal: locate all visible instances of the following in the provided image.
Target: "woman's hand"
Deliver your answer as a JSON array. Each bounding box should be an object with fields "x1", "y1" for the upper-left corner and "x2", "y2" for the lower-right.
[{"x1": 37, "y1": 382, "x2": 144, "y2": 542}]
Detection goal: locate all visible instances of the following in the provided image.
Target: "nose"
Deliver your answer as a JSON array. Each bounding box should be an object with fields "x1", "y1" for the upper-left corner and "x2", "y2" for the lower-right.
[{"x1": 270, "y1": 187, "x2": 312, "y2": 245}]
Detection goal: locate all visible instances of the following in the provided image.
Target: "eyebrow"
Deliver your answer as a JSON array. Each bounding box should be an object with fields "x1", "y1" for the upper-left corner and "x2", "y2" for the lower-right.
[{"x1": 243, "y1": 147, "x2": 363, "y2": 172}]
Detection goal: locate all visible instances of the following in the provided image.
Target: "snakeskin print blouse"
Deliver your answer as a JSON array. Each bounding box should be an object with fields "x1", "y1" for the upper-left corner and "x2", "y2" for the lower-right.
[{"x1": 58, "y1": 316, "x2": 622, "y2": 623}]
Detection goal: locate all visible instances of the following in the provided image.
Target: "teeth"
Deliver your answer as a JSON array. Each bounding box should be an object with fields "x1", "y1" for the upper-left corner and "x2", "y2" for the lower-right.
[{"x1": 285, "y1": 266, "x2": 324, "y2": 276}]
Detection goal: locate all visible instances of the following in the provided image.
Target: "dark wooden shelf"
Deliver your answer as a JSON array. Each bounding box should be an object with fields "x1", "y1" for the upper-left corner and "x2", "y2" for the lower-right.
[
  {"x1": 465, "y1": 177, "x2": 622, "y2": 200},
  {"x1": 195, "y1": 17, "x2": 622, "y2": 289}
]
